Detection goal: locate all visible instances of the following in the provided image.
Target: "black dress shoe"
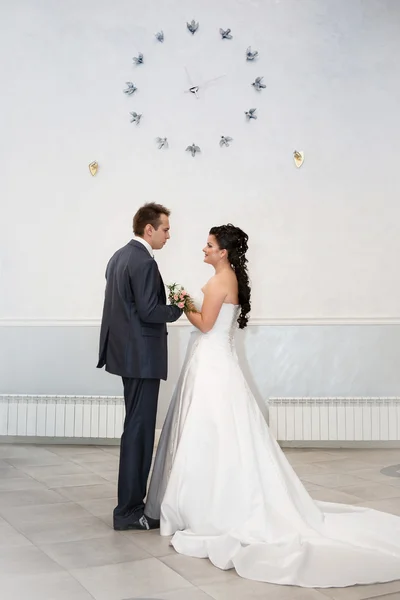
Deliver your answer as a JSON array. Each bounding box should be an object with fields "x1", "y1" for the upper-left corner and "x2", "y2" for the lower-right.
[
  {"x1": 144, "y1": 514, "x2": 160, "y2": 529},
  {"x1": 114, "y1": 514, "x2": 159, "y2": 531}
]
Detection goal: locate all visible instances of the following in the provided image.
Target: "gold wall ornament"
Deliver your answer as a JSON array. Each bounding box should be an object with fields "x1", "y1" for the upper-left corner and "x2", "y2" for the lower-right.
[
  {"x1": 293, "y1": 150, "x2": 304, "y2": 168},
  {"x1": 89, "y1": 161, "x2": 98, "y2": 176}
]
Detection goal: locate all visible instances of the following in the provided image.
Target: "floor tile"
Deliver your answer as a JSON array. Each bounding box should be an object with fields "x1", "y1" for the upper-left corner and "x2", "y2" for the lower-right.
[
  {"x1": 338, "y1": 450, "x2": 400, "y2": 465},
  {"x1": 102, "y1": 472, "x2": 118, "y2": 483},
  {"x1": 72, "y1": 453, "x2": 120, "y2": 465},
  {"x1": 39, "y1": 472, "x2": 108, "y2": 488},
  {"x1": 127, "y1": 588, "x2": 213, "y2": 600},
  {"x1": 84, "y1": 460, "x2": 119, "y2": 475},
  {"x1": 17, "y1": 514, "x2": 113, "y2": 545},
  {"x1": 0, "y1": 571, "x2": 95, "y2": 600},
  {"x1": 318, "y1": 579, "x2": 400, "y2": 599},
  {"x1": 367, "y1": 594, "x2": 400, "y2": 600},
  {"x1": 0, "y1": 520, "x2": 33, "y2": 548},
  {"x1": 21, "y1": 461, "x2": 90, "y2": 480},
  {"x1": 71, "y1": 557, "x2": 193, "y2": 600},
  {"x1": 303, "y1": 482, "x2": 325, "y2": 493},
  {"x1": 200, "y1": 578, "x2": 327, "y2": 599},
  {"x1": 301, "y1": 473, "x2": 368, "y2": 489},
  {"x1": 309, "y1": 488, "x2": 361, "y2": 504},
  {"x1": 0, "y1": 545, "x2": 62, "y2": 575},
  {"x1": 334, "y1": 483, "x2": 400, "y2": 502},
  {"x1": 122, "y1": 530, "x2": 177, "y2": 558},
  {"x1": 286, "y1": 451, "x2": 347, "y2": 465},
  {"x1": 351, "y1": 468, "x2": 400, "y2": 487},
  {"x1": 0, "y1": 445, "x2": 39, "y2": 459},
  {"x1": 78, "y1": 496, "x2": 117, "y2": 517},
  {"x1": 97, "y1": 512, "x2": 114, "y2": 527},
  {"x1": 4, "y1": 448, "x2": 71, "y2": 467},
  {"x1": 0, "y1": 487, "x2": 66, "y2": 509},
  {"x1": 348, "y1": 468, "x2": 392, "y2": 483},
  {"x1": 40, "y1": 531, "x2": 150, "y2": 569},
  {"x1": 160, "y1": 554, "x2": 239, "y2": 586},
  {"x1": 1, "y1": 443, "x2": 400, "y2": 600},
  {"x1": 53, "y1": 482, "x2": 116, "y2": 502},
  {"x1": 305, "y1": 460, "x2": 373, "y2": 474},
  {"x1": 0, "y1": 474, "x2": 48, "y2": 491},
  {"x1": 375, "y1": 477, "x2": 400, "y2": 489},
  {"x1": 100, "y1": 446, "x2": 121, "y2": 456},
  {"x1": 292, "y1": 464, "x2": 328, "y2": 477},
  {"x1": 0, "y1": 500, "x2": 92, "y2": 526},
  {"x1": 45, "y1": 444, "x2": 104, "y2": 456},
  {"x1": 0, "y1": 464, "x2": 24, "y2": 477}
]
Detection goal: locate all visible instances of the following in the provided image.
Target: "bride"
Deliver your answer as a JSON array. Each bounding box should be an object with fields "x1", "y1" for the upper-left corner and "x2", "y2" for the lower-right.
[{"x1": 145, "y1": 224, "x2": 400, "y2": 588}]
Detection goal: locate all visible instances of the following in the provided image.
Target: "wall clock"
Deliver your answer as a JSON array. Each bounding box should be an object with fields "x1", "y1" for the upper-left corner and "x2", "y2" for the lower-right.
[{"x1": 121, "y1": 21, "x2": 265, "y2": 158}]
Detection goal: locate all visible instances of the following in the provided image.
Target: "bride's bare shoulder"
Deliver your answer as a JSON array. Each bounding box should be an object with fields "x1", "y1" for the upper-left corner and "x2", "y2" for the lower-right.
[
  {"x1": 202, "y1": 275, "x2": 225, "y2": 294},
  {"x1": 201, "y1": 276, "x2": 215, "y2": 292}
]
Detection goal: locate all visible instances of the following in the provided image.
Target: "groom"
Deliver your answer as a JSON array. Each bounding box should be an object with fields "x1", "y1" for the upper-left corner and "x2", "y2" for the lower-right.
[{"x1": 97, "y1": 202, "x2": 183, "y2": 531}]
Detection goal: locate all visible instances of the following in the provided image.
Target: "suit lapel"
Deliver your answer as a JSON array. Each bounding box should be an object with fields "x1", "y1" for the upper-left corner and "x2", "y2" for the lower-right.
[
  {"x1": 159, "y1": 272, "x2": 166, "y2": 302},
  {"x1": 129, "y1": 240, "x2": 166, "y2": 301}
]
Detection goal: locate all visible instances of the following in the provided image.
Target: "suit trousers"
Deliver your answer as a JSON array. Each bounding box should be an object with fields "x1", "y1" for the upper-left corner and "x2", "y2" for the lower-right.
[{"x1": 113, "y1": 377, "x2": 160, "y2": 525}]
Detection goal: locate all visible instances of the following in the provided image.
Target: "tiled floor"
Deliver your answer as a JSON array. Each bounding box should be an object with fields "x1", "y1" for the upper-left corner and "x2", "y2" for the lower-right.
[{"x1": 1, "y1": 444, "x2": 400, "y2": 600}]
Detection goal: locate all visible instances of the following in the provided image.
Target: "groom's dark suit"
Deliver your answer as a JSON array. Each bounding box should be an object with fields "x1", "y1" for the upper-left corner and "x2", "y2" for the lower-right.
[{"x1": 97, "y1": 239, "x2": 182, "y2": 529}]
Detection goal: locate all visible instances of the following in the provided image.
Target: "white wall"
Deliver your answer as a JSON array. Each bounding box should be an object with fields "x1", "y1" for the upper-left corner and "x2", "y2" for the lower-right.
[
  {"x1": 1, "y1": 322, "x2": 400, "y2": 427},
  {"x1": 1, "y1": 0, "x2": 400, "y2": 432},
  {"x1": 1, "y1": 0, "x2": 400, "y2": 322}
]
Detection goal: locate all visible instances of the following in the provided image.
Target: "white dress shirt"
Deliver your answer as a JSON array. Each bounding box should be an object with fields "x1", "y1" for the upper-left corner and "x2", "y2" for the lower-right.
[{"x1": 133, "y1": 236, "x2": 154, "y2": 258}]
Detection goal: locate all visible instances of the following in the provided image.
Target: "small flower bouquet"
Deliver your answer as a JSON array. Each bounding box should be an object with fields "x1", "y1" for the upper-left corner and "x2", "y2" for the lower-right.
[{"x1": 166, "y1": 283, "x2": 195, "y2": 311}]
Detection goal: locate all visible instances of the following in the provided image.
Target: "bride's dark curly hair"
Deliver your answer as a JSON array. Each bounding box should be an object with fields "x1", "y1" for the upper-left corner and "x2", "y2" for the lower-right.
[{"x1": 209, "y1": 224, "x2": 251, "y2": 329}]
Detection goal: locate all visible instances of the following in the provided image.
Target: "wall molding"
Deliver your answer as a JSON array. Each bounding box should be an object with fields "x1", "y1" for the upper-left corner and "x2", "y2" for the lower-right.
[{"x1": 0, "y1": 316, "x2": 400, "y2": 327}]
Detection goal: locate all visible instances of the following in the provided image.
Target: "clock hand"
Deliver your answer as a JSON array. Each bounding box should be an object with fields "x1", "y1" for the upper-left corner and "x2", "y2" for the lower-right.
[
  {"x1": 184, "y1": 72, "x2": 226, "y2": 98},
  {"x1": 184, "y1": 66, "x2": 199, "y2": 99},
  {"x1": 184, "y1": 66, "x2": 194, "y2": 86},
  {"x1": 197, "y1": 74, "x2": 226, "y2": 89}
]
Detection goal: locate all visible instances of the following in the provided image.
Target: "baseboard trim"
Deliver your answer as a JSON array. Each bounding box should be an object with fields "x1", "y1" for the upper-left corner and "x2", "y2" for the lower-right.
[
  {"x1": 0, "y1": 429, "x2": 162, "y2": 447},
  {"x1": 280, "y1": 440, "x2": 400, "y2": 449},
  {"x1": 1, "y1": 433, "x2": 399, "y2": 449},
  {"x1": 0, "y1": 436, "x2": 120, "y2": 445}
]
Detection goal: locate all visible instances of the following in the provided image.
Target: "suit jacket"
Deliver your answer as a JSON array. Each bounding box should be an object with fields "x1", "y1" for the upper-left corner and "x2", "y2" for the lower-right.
[{"x1": 97, "y1": 240, "x2": 182, "y2": 380}]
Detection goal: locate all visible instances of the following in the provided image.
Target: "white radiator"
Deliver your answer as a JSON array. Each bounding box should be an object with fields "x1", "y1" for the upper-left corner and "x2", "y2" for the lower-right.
[
  {"x1": 268, "y1": 397, "x2": 400, "y2": 441},
  {"x1": 2, "y1": 395, "x2": 400, "y2": 443},
  {"x1": 0, "y1": 395, "x2": 124, "y2": 439}
]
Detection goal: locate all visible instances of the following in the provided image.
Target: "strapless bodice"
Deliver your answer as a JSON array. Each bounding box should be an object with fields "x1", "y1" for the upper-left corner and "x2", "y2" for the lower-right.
[{"x1": 191, "y1": 292, "x2": 239, "y2": 339}]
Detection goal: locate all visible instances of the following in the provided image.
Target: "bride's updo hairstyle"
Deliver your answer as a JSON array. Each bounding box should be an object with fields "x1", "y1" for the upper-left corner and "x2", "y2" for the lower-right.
[{"x1": 209, "y1": 224, "x2": 251, "y2": 329}]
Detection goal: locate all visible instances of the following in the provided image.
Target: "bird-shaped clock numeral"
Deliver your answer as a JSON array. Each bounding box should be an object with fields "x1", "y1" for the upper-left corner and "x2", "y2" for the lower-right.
[
  {"x1": 252, "y1": 77, "x2": 266, "y2": 91},
  {"x1": 219, "y1": 136, "x2": 233, "y2": 147},
  {"x1": 245, "y1": 108, "x2": 257, "y2": 120},
  {"x1": 186, "y1": 143, "x2": 201, "y2": 157},
  {"x1": 155, "y1": 31, "x2": 164, "y2": 42},
  {"x1": 156, "y1": 137, "x2": 168, "y2": 149},
  {"x1": 123, "y1": 82, "x2": 137, "y2": 95},
  {"x1": 130, "y1": 111, "x2": 142, "y2": 125},
  {"x1": 132, "y1": 53, "x2": 144, "y2": 65},
  {"x1": 219, "y1": 28, "x2": 232, "y2": 40},
  {"x1": 187, "y1": 20, "x2": 199, "y2": 34},
  {"x1": 246, "y1": 46, "x2": 259, "y2": 61}
]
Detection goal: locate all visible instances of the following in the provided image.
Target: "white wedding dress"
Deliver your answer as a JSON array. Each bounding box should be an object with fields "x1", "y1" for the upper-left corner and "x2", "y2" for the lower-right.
[{"x1": 145, "y1": 294, "x2": 400, "y2": 588}]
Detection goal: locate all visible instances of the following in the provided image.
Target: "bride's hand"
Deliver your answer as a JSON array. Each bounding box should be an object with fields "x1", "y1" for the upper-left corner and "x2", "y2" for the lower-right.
[{"x1": 184, "y1": 297, "x2": 197, "y2": 313}]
